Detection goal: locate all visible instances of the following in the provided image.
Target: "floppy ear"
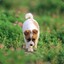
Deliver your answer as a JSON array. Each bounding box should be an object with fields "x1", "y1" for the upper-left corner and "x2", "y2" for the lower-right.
[
  {"x1": 24, "y1": 30, "x2": 31, "y2": 36},
  {"x1": 32, "y1": 29, "x2": 38, "y2": 34}
]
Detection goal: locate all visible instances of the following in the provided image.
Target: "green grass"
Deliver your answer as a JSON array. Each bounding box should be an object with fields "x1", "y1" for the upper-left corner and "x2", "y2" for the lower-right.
[{"x1": 0, "y1": 11, "x2": 64, "y2": 64}]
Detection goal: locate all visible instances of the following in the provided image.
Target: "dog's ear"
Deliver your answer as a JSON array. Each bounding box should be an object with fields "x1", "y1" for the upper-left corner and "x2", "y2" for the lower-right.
[
  {"x1": 24, "y1": 30, "x2": 31, "y2": 36},
  {"x1": 32, "y1": 29, "x2": 38, "y2": 34}
]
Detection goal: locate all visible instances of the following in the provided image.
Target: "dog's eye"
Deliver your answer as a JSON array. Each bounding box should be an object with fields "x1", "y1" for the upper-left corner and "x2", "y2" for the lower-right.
[
  {"x1": 32, "y1": 38, "x2": 35, "y2": 41},
  {"x1": 27, "y1": 38, "x2": 31, "y2": 42}
]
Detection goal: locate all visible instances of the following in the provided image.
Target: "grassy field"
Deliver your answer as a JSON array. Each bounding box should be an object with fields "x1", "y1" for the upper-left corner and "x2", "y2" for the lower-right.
[
  {"x1": 0, "y1": 10, "x2": 64, "y2": 64},
  {"x1": 0, "y1": 0, "x2": 64, "y2": 63}
]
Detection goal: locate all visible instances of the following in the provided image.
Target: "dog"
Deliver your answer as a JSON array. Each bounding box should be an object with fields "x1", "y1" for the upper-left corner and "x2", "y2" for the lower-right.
[{"x1": 22, "y1": 13, "x2": 40, "y2": 52}]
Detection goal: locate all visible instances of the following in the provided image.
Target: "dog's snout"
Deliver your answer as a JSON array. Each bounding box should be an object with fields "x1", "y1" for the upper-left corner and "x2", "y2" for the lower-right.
[{"x1": 30, "y1": 44, "x2": 33, "y2": 46}]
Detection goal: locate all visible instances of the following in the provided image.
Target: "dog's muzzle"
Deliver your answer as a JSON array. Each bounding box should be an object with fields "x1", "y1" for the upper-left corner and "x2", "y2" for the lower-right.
[
  {"x1": 28, "y1": 41, "x2": 34, "y2": 52},
  {"x1": 30, "y1": 44, "x2": 33, "y2": 46}
]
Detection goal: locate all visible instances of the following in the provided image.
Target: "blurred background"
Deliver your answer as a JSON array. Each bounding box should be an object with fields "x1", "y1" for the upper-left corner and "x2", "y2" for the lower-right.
[
  {"x1": 0, "y1": 0, "x2": 64, "y2": 64},
  {"x1": 0, "y1": 0, "x2": 64, "y2": 15}
]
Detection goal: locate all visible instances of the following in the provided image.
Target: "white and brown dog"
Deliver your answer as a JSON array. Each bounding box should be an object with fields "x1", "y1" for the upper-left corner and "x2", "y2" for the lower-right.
[{"x1": 22, "y1": 13, "x2": 40, "y2": 52}]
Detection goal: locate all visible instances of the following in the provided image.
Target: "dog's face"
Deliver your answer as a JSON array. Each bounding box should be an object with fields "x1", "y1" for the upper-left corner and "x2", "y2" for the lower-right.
[{"x1": 24, "y1": 29, "x2": 38, "y2": 51}]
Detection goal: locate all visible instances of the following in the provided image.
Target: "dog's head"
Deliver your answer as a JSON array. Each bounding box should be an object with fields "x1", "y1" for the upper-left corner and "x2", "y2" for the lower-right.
[{"x1": 24, "y1": 29, "x2": 38, "y2": 51}]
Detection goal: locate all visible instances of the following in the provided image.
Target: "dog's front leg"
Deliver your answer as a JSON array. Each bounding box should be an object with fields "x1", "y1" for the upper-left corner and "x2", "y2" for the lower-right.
[
  {"x1": 26, "y1": 43, "x2": 29, "y2": 49},
  {"x1": 34, "y1": 39, "x2": 38, "y2": 50}
]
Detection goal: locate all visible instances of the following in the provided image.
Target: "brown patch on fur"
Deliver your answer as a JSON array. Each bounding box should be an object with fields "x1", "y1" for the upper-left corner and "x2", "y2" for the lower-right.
[
  {"x1": 24, "y1": 30, "x2": 31, "y2": 41},
  {"x1": 32, "y1": 29, "x2": 38, "y2": 34},
  {"x1": 32, "y1": 29, "x2": 38, "y2": 42}
]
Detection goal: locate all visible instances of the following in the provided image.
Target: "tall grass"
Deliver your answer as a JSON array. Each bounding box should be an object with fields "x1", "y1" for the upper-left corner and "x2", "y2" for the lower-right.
[{"x1": 0, "y1": 11, "x2": 64, "y2": 64}]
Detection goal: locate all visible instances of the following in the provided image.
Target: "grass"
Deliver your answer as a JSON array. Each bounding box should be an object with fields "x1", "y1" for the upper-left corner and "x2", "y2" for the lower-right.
[{"x1": 0, "y1": 11, "x2": 64, "y2": 64}]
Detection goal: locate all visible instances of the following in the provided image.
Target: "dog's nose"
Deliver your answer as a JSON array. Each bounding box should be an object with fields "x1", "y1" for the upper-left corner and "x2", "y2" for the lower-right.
[{"x1": 30, "y1": 44, "x2": 33, "y2": 46}]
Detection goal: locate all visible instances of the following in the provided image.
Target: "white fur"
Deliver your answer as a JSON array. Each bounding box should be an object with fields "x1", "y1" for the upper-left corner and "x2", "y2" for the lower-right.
[
  {"x1": 23, "y1": 19, "x2": 38, "y2": 32},
  {"x1": 28, "y1": 46, "x2": 33, "y2": 52},
  {"x1": 25, "y1": 13, "x2": 33, "y2": 19},
  {"x1": 22, "y1": 13, "x2": 39, "y2": 52}
]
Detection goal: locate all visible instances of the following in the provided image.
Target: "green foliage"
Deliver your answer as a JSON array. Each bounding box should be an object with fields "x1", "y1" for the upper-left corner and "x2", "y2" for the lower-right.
[
  {"x1": 0, "y1": 11, "x2": 16, "y2": 23},
  {"x1": 0, "y1": 0, "x2": 22, "y2": 9},
  {"x1": 0, "y1": 11, "x2": 64, "y2": 64},
  {"x1": 29, "y1": 0, "x2": 64, "y2": 14},
  {"x1": 0, "y1": 20, "x2": 23, "y2": 48},
  {"x1": 0, "y1": 0, "x2": 64, "y2": 64},
  {"x1": 0, "y1": 0, "x2": 64, "y2": 14}
]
